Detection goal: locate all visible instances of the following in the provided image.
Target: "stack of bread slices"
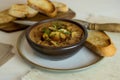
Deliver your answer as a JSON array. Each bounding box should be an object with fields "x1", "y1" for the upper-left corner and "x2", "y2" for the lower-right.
[
  {"x1": 9, "y1": 0, "x2": 68, "y2": 18},
  {"x1": 0, "y1": 0, "x2": 69, "y2": 24}
]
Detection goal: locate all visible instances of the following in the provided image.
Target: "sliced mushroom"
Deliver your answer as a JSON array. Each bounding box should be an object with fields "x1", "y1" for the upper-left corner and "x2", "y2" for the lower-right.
[{"x1": 50, "y1": 31, "x2": 60, "y2": 41}]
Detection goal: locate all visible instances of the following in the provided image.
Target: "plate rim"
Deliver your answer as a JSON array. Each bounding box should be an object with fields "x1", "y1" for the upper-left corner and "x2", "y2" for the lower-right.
[{"x1": 16, "y1": 31, "x2": 105, "y2": 72}]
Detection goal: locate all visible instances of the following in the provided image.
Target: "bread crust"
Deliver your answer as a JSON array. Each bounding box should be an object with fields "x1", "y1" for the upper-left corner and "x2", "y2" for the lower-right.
[
  {"x1": 26, "y1": 5, "x2": 39, "y2": 18},
  {"x1": 52, "y1": 1, "x2": 68, "y2": 12},
  {"x1": 27, "y1": 0, "x2": 55, "y2": 13},
  {"x1": 27, "y1": 0, "x2": 57, "y2": 17},
  {"x1": 85, "y1": 30, "x2": 116, "y2": 57},
  {"x1": 45, "y1": 8, "x2": 57, "y2": 17}
]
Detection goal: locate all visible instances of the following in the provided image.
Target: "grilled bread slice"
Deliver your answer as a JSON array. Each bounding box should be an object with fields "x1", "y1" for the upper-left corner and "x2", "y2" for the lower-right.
[
  {"x1": 85, "y1": 30, "x2": 116, "y2": 57},
  {"x1": 27, "y1": 5, "x2": 39, "y2": 18},
  {"x1": 27, "y1": 0, "x2": 57, "y2": 17},
  {"x1": 0, "y1": 10, "x2": 16, "y2": 24},
  {"x1": 45, "y1": 8, "x2": 57, "y2": 17},
  {"x1": 8, "y1": 4, "x2": 38, "y2": 18},
  {"x1": 52, "y1": 1, "x2": 69, "y2": 12},
  {"x1": 27, "y1": 0, "x2": 55, "y2": 13}
]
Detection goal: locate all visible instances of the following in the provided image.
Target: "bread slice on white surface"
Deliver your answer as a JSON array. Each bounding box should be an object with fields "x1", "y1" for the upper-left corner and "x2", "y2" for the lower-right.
[
  {"x1": 52, "y1": 1, "x2": 69, "y2": 12},
  {"x1": 0, "y1": 10, "x2": 16, "y2": 24},
  {"x1": 85, "y1": 30, "x2": 116, "y2": 57},
  {"x1": 8, "y1": 4, "x2": 38, "y2": 18}
]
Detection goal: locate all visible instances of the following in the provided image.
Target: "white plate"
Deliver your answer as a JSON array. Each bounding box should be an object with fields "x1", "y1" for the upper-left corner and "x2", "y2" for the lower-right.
[{"x1": 17, "y1": 32, "x2": 104, "y2": 72}]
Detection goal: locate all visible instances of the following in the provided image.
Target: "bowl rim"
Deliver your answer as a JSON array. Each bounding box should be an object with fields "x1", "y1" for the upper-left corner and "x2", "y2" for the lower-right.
[{"x1": 25, "y1": 18, "x2": 88, "y2": 49}]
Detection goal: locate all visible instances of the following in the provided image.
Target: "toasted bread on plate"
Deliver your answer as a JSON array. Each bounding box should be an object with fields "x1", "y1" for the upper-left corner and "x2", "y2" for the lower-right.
[
  {"x1": 52, "y1": 1, "x2": 68, "y2": 12},
  {"x1": 27, "y1": 5, "x2": 39, "y2": 18},
  {"x1": 0, "y1": 10, "x2": 16, "y2": 24},
  {"x1": 85, "y1": 30, "x2": 116, "y2": 57},
  {"x1": 27, "y1": 0, "x2": 57, "y2": 17},
  {"x1": 45, "y1": 8, "x2": 57, "y2": 17},
  {"x1": 27, "y1": 0, "x2": 55, "y2": 13},
  {"x1": 8, "y1": 4, "x2": 38, "y2": 18}
]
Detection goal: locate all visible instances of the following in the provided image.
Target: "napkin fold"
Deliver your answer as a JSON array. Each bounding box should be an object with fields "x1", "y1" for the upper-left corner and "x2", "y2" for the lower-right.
[{"x1": 0, "y1": 42, "x2": 14, "y2": 66}]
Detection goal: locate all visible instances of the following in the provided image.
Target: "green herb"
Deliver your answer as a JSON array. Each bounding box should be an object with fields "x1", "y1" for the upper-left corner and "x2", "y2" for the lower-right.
[{"x1": 42, "y1": 28, "x2": 51, "y2": 35}]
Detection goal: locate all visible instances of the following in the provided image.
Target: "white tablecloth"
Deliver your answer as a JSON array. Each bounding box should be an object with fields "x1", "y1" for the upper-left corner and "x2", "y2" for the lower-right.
[{"x1": 0, "y1": 0, "x2": 120, "y2": 80}]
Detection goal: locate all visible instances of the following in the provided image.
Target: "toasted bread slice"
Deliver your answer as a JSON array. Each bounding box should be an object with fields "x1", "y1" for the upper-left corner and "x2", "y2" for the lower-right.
[
  {"x1": 45, "y1": 8, "x2": 57, "y2": 17},
  {"x1": 27, "y1": 0, "x2": 57, "y2": 17},
  {"x1": 85, "y1": 30, "x2": 116, "y2": 57},
  {"x1": 0, "y1": 10, "x2": 16, "y2": 24},
  {"x1": 27, "y1": 5, "x2": 39, "y2": 18},
  {"x1": 8, "y1": 4, "x2": 38, "y2": 18},
  {"x1": 52, "y1": 1, "x2": 69, "y2": 12},
  {"x1": 9, "y1": 4, "x2": 28, "y2": 18},
  {"x1": 27, "y1": 0, "x2": 55, "y2": 13}
]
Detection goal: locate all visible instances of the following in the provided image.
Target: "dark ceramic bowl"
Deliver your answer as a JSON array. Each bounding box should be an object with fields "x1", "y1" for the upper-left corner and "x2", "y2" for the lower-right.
[{"x1": 26, "y1": 18, "x2": 88, "y2": 61}]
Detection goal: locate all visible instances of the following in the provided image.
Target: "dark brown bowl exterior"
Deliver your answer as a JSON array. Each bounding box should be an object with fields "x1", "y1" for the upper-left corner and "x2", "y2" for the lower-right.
[{"x1": 26, "y1": 18, "x2": 88, "y2": 60}]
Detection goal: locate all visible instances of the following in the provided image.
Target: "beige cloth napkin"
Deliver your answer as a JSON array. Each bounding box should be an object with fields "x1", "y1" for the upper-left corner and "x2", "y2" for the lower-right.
[{"x1": 0, "y1": 42, "x2": 14, "y2": 66}]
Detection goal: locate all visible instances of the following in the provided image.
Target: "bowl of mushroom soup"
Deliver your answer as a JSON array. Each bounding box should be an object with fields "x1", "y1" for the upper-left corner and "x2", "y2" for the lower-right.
[{"x1": 26, "y1": 18, "x2": 88, "y2": 60}]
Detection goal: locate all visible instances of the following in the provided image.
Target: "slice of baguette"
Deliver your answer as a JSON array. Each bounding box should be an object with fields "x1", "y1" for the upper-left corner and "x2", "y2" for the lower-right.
[
  {"x1": 0, "y1": 10, "x2": 16, "y2": 24},
  {"x1": 85, "y1": 30, "x2": 116, "y2": 57},
  {"x1": 27, "y1": 0, "x2": 57, "y2": 17},
  {"x1": 8, "y1": 4, "x2": 38, "y2": 18},
  {"x1": 45, "y1": 8, "x2": 57, "y2": 17},
  {"x1": 52, "y1": 1, "x2": 69, "y2": 13},
  {"x1": 27, "y1": 5, "x2": 39, "y2": 18},
  {"x1": 27, "y1": 0, "x2": 55, "y2": 13}
]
